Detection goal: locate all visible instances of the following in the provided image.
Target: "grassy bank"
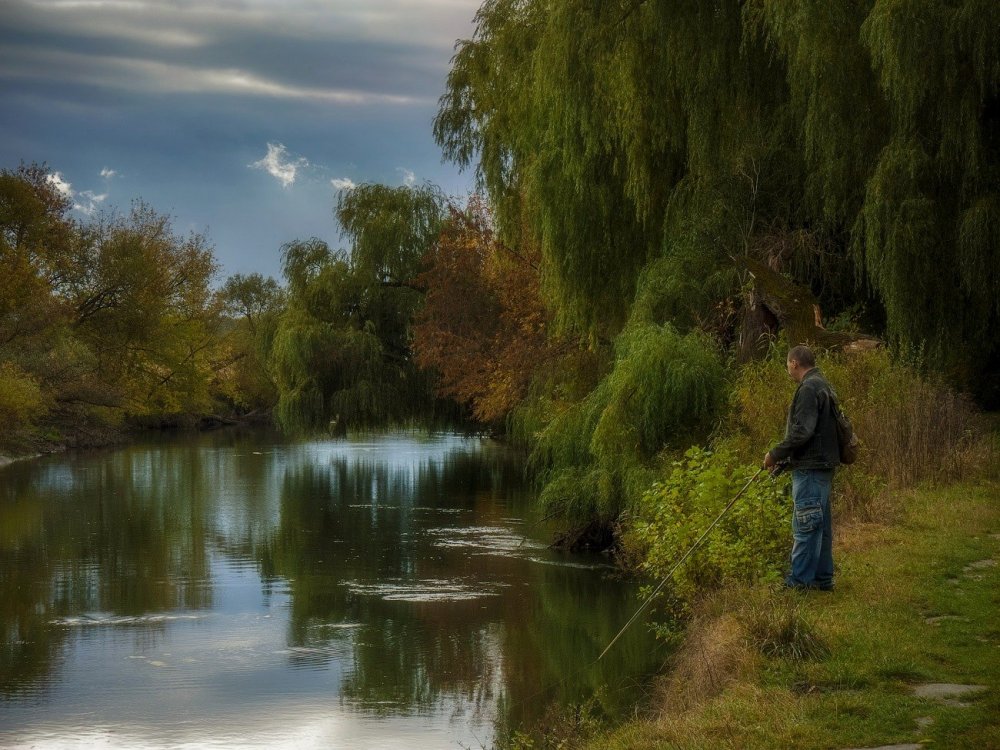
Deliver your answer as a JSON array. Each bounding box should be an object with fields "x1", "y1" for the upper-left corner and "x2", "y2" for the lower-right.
[{"x1": 577, "y1": 479, "x2": 999, "y2": 749}]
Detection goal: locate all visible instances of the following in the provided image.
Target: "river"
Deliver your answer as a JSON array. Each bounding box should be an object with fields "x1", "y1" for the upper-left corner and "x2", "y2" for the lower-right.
[{"x1": 0, "y1": 429, "x2": 663, "y2": 748}]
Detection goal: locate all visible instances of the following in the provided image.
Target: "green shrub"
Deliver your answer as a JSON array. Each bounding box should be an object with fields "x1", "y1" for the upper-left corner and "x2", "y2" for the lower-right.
[
  {"x1": 0, "y1": 362, "x2": 47, "y2": 449},
  {"x1": 537, "y1": 466, "x2": 608, "y2": 521},
  {"x1": 529, "y1": 325, "x2": 727, "y2": 526},
  {"x1": 590, "y1": 324, "x2": 726, "y2": 459},
  {"x1": 627, "y1": 447, "x2": 789, "y2": 611}
]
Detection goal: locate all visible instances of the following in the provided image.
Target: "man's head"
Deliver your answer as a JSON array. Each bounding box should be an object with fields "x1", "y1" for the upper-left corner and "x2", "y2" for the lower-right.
[{"x1": 786, "y1": 344, "x2": 816, "y2": 382}]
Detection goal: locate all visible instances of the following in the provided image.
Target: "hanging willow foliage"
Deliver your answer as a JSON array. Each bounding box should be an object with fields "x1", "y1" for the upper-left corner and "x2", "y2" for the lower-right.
[
  {"x1": 530, "y1": 325, "x2": 726, "y2": 523},
  {"x1": 268, "y1": 185, "x2": 448, "y2": 434},
  {"x1": 437, "y1": 0, "x2": 1000, "y2": 391}
]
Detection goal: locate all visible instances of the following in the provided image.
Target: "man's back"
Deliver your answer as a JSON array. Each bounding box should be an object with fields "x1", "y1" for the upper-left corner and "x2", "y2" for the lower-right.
[{"x1": 771, "y1": 368, "x2": 840, "y2": 470}]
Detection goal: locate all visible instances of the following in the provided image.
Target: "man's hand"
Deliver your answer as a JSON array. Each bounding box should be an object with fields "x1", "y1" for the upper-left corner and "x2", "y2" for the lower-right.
[{"x1": 763, "y1": 451, "x2": 776, "y2": 470}]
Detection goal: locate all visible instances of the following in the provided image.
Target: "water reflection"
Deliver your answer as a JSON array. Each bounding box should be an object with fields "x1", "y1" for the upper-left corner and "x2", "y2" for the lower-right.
[{"x1": 0, "y1": 431, "x2": 663, "y2": 748}]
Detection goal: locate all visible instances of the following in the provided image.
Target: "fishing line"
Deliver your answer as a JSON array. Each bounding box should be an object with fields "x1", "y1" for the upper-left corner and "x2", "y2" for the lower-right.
[
  {"x1": 495, "y1": 465, "x2": 766, "y2": 731},
  {"x1": 597, "y1": 465, "x2": 765, "y2": 661}
]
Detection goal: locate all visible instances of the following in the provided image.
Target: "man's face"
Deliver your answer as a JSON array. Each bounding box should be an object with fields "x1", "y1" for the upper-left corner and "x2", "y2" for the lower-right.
[
  {"x1": 787, "y1": 357, "x2": 811, "y2": 382},
  {"x1": 786, "y1": 357, "x2": 807, "y2": 381}
]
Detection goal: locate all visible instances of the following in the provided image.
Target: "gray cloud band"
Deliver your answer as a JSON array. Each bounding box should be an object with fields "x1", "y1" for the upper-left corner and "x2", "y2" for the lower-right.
[{"x1": 1, "y1": 0, "x2": 476, "y2": 103}]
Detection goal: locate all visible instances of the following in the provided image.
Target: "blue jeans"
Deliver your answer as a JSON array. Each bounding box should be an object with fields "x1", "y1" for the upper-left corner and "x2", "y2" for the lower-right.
[{"x1": 786, "y1": 469, "x2": 834, "y2": 589}]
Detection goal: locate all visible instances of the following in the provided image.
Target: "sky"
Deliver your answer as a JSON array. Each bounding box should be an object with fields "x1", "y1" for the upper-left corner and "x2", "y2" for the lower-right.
[{"x1": 0, "y1": 0, "x2": 482, "y2": 281}]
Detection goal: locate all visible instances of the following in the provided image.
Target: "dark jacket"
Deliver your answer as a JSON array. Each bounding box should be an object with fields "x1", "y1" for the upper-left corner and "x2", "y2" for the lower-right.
[{"x1": 770, "y1": 368, "x2": 840, "y2": 470}]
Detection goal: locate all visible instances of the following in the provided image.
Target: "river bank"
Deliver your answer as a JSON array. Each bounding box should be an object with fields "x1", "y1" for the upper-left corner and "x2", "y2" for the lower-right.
[
  {"x1": 0, "y1": 410, "x2": 274, "y2": 471},
  {"x1": 549, "y1": 479, "x2": 999, "y2": 750}
]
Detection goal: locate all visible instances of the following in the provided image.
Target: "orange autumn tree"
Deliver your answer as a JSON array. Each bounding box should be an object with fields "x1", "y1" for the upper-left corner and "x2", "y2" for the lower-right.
[{"x1": 413, "y1": 197, "x2": 554, "y2": 424}]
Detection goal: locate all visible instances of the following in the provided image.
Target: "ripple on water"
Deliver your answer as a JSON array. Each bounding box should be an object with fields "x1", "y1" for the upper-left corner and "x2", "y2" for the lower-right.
[
  {"x1": 49, "y1": 613, "x2": 207, "y2": 628},
  {"x1": 274, "y1": 642, "x2": 354, "y2": 668},
  {"x1": 344, "y1": 578, "x2": 507, "y2": 602},
  {"x1": 425, "y1": 526, "x2": 546, "y2": 554},
  {"x1": 525, "y1": 557, "x2": 615, "y2": 570}
]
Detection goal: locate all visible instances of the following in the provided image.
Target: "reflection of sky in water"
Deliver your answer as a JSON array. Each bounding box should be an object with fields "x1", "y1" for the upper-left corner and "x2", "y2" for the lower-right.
[
  {"x1": 3, "y1": 710, "x2": 488, "y2": 750},
  {"x1": 0, "y1": 431, "x2": 662, "y2": 748},
  {"x1": 6, "y1": 553, "x2": 496, "y2": 748}
]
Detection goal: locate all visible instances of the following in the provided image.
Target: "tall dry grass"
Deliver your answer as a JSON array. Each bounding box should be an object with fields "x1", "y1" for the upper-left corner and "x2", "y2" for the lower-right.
[
  {"x1": 827, "y1": 358, "x2": 991, "y2": 485},
  {"x1": 725, "y1": 347, "x2": 996, "y2": 519},
  {"x1": 655, "y1": 585, "x2": 825, "y2": 713}
]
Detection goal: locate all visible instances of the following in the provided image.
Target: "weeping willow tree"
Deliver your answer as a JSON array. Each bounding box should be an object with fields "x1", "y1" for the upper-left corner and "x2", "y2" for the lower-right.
[
  {"x1": 436, "y1": 0, "x2": 796, "y2": 338},
  {"x1": 752, "y1": 0, "x2": 1000, "y2": 388},
  {"x1": 431, "y1": 0, "x2": 999, "y2": 538},
  {"x1": 437, "y1": 0, "x2": 1000, "y2": 393},
  {"x1": 269, "y1": 184, "x2": 448, "y2": 433}
]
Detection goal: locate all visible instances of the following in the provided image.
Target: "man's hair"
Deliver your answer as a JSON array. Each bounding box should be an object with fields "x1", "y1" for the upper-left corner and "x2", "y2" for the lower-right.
[{"x1": 787, "y1": 344, "x2": 816, "y2": 368}]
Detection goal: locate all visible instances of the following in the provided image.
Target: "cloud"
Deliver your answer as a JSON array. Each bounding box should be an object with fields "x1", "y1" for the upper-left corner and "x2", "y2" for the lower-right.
[
  {"x1": 46, "y1": 171, "x2": 74, "y2": 198},
  {"x1": 0, "y1": 0, "x2": 482, "y2": 107},
  {"x1": 19, "y1": 1, "x2": 478, "y2": 51},
  {"x1": 331, "y1": 177, "x2": 356, "y2": 191},
  {"x1": 100, "y1": 167, "x2": 118, "y2": 179},
  {"x1": 29, "y1": 1, "x2": 153, "y2": 9},
  {"x1": 45, "y1": 170, "x2": 107, "y2": 214},
  {"x1": 0, "y1": 48, "x2": 427, "y2": 106},
  {"x1": 250, "y1": 142, "x2": 308, "y2": 188},
  {"x1": 397, "y1": 168, "x2": 416, "y2": 186},
  {"x1": 74, "y1": 189, "x2": 107, "y2": 215}
]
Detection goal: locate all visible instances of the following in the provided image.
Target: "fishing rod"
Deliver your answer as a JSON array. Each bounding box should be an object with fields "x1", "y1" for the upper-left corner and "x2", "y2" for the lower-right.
[{"x1": 597, "y1": 464, "x2": 767, "y2": 661}]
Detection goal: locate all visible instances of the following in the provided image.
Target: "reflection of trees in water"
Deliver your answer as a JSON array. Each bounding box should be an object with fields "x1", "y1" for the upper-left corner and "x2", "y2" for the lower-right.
[
  {"x1": 262, "y1": 447, "x2": 662, "y2": 726},
  {"x1": 495, "y1": 562, "x2": 665, "y2": 732},
  {"x1": 0, "y1": 513, "x2": 66, "y2": 698},
  {"x1": 340, "y1": 612, "x2": 503, "y2": 722},
  {"x1": 258, "y1": 448, "x2": 526, "y2": 715},
  {"x1": 259, "y1": 446, "x2": 527, "y2": 597},
  {"x1": 0, "y1": 432, "x2": 662, "y2": 728},
  {"x1": 0, "y1": 444, "x2": 218, "y2": 696}
]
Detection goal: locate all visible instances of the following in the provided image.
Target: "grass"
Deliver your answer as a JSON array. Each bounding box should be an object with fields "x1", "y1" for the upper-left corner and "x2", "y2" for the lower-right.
[{"x1": 571, "y1": 479, "x2": 1000, "y2": 750}]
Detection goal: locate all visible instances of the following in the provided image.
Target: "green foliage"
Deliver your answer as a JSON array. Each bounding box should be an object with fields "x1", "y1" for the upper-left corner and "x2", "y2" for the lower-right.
[
  {"x1": 531, "y1": 327, "x2": 726, "y2": 524},
  {"x1": 437, "y1": 0, "x2": 1000, "y2": 392},
  {"x1": 221, "y1": 273, "x2": 284, "y2": 336},
  {"x1": 628, "y1": 447, "x2": 789, "y2": 610},
  {"x1": 68, "y1": 202, "x2": 221, "y2": 417},
  {"x1": 217, "y1": 273, "x2": 284, "y2": 411},
  {"x1": 337, "y1": 183, "x2": 443, "y2": 284},
  {"x1": 505, "y1": 346, "x2": 609, "y2": 450},
  {"x1": 0, "y1": 362, "x2": 46, "y2": 449},
  {"x1": 269, "y1": 185, "x2": 449, "y2": 435},
  {"x1": 593, "y1": 325, "x2": 726, "y2": 458},
  {"x1": 436, "y1": 0, "x2": 800, "y2": 336},
  {"x1": 0, "y1": 165, "x2": 228, "y2": 442}
]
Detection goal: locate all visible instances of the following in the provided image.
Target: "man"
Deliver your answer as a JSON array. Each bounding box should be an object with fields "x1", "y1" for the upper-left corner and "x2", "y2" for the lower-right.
[{"x1": 764, "y1": 344, "x2": 840, "y2": 591}]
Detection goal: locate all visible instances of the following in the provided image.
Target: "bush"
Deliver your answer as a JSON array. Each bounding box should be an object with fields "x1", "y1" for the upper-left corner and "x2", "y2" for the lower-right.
[
  {"x1": 0, "y1": 362, "x2": 47, "y2": 450},
  {"x1": 822, "y1": 350, "x2": 993, "y2": 490},
  {"x1": 626, "y1": 447, "x2": 789, "y2": 612},
  {"x1": 530, "y1": 325, "x2": 727, "y2": 527}
]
